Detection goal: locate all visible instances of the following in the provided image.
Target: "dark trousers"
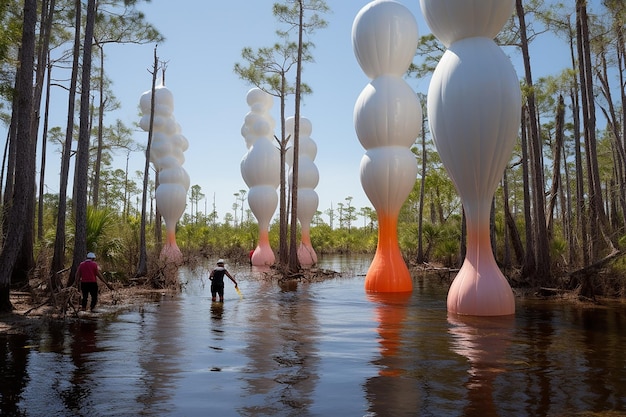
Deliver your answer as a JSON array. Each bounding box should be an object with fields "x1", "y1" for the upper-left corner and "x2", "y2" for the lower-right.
[
  {"x1": 211, "y1": 283, "x2": 224, "y2": 300},
  {"x1": 81, "y1": 282, "x2": 98, "y2": 310}
]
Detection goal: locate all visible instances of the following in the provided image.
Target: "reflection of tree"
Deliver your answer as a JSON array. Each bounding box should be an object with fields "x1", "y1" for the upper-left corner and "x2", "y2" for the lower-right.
[
  {"x1": 238, "y1": 281, "x2": 319, "y2": 415},
  {"x1": 364, "y1": 292, "x2": 420, "y2": 416},
  {"x1": 0, "y1": 332, "x2": 29, "y2": 415},
  {"x1": 137, "y1": 297, "x2": 184, "y2": 414},
  {"x1": 61, "y1": 321, "x2": 99, "y2": 412},
  {"x1": 448, "y1": 314, "x2": 514, "y2": 417},
  {"x1": 578, "y1": 308, "x2": 625, "y2": 410}
]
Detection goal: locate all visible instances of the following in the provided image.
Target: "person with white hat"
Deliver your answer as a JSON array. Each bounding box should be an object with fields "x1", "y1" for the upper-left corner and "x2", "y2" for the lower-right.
[
  {"x1": 209, "y1": 259, "x2": 238, "y2": 302},
  {"x1": 76, "y1": 252, "x2": 111, "y2": 312}
]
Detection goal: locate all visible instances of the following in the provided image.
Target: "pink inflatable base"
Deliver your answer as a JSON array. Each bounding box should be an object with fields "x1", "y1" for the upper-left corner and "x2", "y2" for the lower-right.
[{"x1": 447, "y1": 256, "x2": 515, "y2": 316}]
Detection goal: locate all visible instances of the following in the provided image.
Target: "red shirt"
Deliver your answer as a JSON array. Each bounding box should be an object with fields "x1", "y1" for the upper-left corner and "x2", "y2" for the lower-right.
[{"x1": 78, "y1": 260, "x2": 99, "y2": 283}]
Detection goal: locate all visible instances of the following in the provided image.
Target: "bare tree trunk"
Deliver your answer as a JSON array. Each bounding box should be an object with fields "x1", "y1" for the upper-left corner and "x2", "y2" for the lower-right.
[
  {"x1": 288, "y1": 0, "x2": 305, "y2": 273},
  {"x1": 597, "y1": 44, "x2": 626, "y2": 230},
  {"x1": 36, "y1": 0, "x2": 56, "y2": 243},
  {"x1": 136, "y1": 46, "x2": 159, "y2": 277},
  {"x1": 14, "y1": 0, "x2": 56, "y2": 287},
  {"x1": 503, "y1": 169, "x2": 525, "y2": 265},
  {"x1": 38, "y1": 55, "x2": 52, "y2": 242},
  {"x1": 516, "y1": 0, "x2": 551, "y2": 285},
  {"x1": 576, "y1": 0, "x2": 615, "y2": 260},
  {"x1": 92, "y1": 44, "x2": 105, "y2": 208},
  {"x1": 520, "y1": 106, "x2": 535, "y2": 280},
  {"x1": 278, "y1": 74, "x2": 289, "y2": 266},
  {"x1": 69, "y1": 0, "x2": 96, "y2": 287},
  {"x1": 546, "y1": 95, "x2": 565, "y2": 238},
  {"x1": 0, "y1": 0, "x2": 36, "y2": 311},
  {"x1": 51, "y1": 0, "x2": 81, "y2": 289},
  {"x1": 416, "y1": 114, "x2": 427, "y2": 264},
  {"x1": 561, "y1": 146, "x2": 573, "y2": 266}
]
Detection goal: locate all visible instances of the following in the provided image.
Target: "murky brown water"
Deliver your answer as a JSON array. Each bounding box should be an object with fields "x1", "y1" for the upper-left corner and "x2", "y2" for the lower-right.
[{"x1": 1, "y1": 255, "x2": 625, "y2": 416}]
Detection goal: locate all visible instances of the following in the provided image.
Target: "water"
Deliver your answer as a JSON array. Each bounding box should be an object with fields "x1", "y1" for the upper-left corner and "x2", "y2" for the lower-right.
[{"x1": 1, "y1": 255, "x2": 625, "y2": 416}]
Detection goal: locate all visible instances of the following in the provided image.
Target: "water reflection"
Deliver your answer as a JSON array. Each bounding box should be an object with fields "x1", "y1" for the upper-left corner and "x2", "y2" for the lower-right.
[
  {"x1": 1, "y1": 260, "x2": 626, "y2": 416},
  {"x1": 137, "y1": 296, "x2": 184, "y2": 415},
  {"x1": 238, "y1": 279, "x2": 320, "y2": 416},
  {"x1": 447, "y1": 314, "x2": 515, "y2": 416},
  {"x1": 61, "y1": 321, "x2": 99, "y2": 411},
  {"x1": 365, "y1": 292, "x2": 421, "y2": 415},
  {"x1": 0, "y1": 331, "x2": 29, "y2": 415}
]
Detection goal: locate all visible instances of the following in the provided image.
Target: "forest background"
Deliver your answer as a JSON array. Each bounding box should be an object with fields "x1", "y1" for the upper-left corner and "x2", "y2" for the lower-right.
[{"x1": 0, "y1": 0, "x2": 624, "y2": 312}]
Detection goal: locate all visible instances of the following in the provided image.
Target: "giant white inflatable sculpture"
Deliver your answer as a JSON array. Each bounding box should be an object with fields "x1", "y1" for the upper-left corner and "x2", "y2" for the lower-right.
[
  {"x1": 286, "y1": 116, "x2": 319, "y2": 267},
  {"x1": 241, "y1": 88, "x2": 280, "y2": 266},
  {"x1": 352, "y1": 0, "x2": 421, "y2": 292},
  {"x1": 139, "y1": 83, "x2": 190, "y2": 263},
  {"x1": 420, "y1": 0, "x2": 520, "y2": 315}
]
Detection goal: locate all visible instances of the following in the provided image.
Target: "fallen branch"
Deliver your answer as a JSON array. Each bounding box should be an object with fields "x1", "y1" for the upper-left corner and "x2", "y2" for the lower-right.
[{"x1": 568, "y1": 250, "x2": 623, "y2": 278}]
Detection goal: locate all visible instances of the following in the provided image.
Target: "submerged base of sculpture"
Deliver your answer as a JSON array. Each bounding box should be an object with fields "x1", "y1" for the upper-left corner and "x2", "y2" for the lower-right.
[
  {"x1": 251, "y1": 231, "x2": 275, "y2": 266},
  {"x1": 364, "y1": 214, "x2": 412, "y2": 293},
  {"x1": 447, "y1": 255, "x2": 515, "y2": 316},
  {"x1": 160, "y1": 242, "x2": 183, "y2": 265},
  {"x1": 297, "y1": 238, "x2": 317, "y2": 268}
]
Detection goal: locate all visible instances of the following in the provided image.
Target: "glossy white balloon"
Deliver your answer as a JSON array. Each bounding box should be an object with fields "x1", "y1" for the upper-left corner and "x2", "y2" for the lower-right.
[
  {"x1": 420, "y1": 0, "x2": 514, "y2": 47},
  {"x1": 156, "y1": 183, "x2": 187, "y2": 225},
  {"x1": 352, "y1": 0, "x2": 419, "y2": 79},
  {"x1": 428, "y1": 37, "x2": 521, "y2": 201},
  {"x1": 360, "y1": 147, "x2": 418, "y2": 213},
  {"x1": 354, "y1": 75, "x2": 422, "y2": 150}
]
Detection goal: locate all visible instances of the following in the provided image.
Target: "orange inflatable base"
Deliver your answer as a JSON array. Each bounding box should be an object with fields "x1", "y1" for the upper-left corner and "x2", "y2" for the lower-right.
[{"x1": 364, "y1": 249, "x2": 413, "y2": 293}]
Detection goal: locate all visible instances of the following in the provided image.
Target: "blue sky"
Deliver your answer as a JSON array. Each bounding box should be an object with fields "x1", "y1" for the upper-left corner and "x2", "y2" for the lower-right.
[{"x1": 39, "y1": 0, "x2": 586, "y2": 223}]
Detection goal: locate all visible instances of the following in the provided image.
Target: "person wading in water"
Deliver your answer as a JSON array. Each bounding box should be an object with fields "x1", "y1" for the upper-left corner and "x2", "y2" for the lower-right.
[{"x1": 209, "y1": 259, "x2": 238, "y2": 302}]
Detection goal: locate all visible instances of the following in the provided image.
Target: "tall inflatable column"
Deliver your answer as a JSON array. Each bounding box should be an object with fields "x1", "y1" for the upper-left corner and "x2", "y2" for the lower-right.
[
  {"x1": 286, "y1": 117, "x2": 319, "y2": 267},
  {"x1": 139, "y1": 83, "x2": 190, "y2": 264},
  {"x1": 420, "y1": 0, "x2": 520, "y2": 315},
  {"x1": 241, "y1": 88, "x2": 279, "y2": 266},
  {"x1": 352, "y1": 0, "x2": 421, "y2": 292}
]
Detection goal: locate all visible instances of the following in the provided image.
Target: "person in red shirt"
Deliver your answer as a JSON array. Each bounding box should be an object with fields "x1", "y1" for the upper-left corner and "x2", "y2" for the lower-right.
[{"x1": 76, "y1": 252, "x2": 110, "y2": 312}]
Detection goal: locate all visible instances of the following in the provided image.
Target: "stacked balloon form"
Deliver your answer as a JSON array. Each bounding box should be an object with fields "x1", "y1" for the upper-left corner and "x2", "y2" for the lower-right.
[
  {"x1": 139, "y1": 83, "x2": 190, "y2": 263},
  {"x1": 286, "y1": 116, "x2": 319, "y2": 267},
  {"x1": 420, "y1": 0, "x2": 520, "y2": 315},
  {"x1": 352, "y1": 0, "x2": 421, "y2": 292},
  {"x1": 240, "y1": 88, "x2": 280, "y2": 266}
]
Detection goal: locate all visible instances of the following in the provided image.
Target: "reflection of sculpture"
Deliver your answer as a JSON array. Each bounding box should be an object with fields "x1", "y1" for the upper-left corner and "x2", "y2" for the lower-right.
[
  {"x1": 352, "y1": 0, "x2": 421, "y2": 292},
  {"x1": 286, "y1": 117, "x2": 319, "y2": 267},
  {"x1": 448, "y1": 314, "x2": 514, "y2": 415},
  {"x1": 420, "y1": 0, "x2": 520, "y2": 315},
  {"x1": 139, "y1": 83, "x2": 190, "y2": 263},
  {"x1": 240, "y1": 88, "x2": 279, "y2": 266},
  {"x1": 365, "y1": 292, "x2": 420, "y2": 415}
]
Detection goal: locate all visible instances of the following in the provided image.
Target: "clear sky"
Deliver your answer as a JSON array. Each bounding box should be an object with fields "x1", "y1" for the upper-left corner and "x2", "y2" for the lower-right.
[{"x1": 39, "y1": 0, "x2": 583, "y2": 223}]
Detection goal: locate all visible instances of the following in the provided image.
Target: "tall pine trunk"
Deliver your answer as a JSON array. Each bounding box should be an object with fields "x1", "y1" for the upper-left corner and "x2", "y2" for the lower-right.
[
  {"x1": 52, "y1": 0, "x2": 81, "y2": 288},
  {"x1": 516, "y1": 0, "x2": 551, "y2": 285},
  {"x1": 69, "y1": 0, "x2": 96, "y2": 286},
  {"x1": 0, "y1": 0, "x2": 36, "y2": 311}
]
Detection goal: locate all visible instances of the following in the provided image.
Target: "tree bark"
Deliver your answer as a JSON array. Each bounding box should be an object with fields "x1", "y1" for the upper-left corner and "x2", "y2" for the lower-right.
[
  {"x1": 516, "y1": 0, "x2": 551, "y2": 285},
  {"x1": 51, "y1": 0, "x2": 81, "y2": 289},
  {"x1": 137, "y1": 47, "x2": 159, "y2": 278},
  {"x1": 416, "y1": 113, "x2": 427, "y2": 264},
  {"x1": 546, "y1": 95, "x2": 565, "y2": 239},
  {"x1": 288, "y1": 0, "x2": 304, "y2": 273},
  {"x1": 69, "y1": 0, "x2": 96, "y2": 287},
  {"x1": 0, "y1": 0, "x2": 36, "y2": 312}
]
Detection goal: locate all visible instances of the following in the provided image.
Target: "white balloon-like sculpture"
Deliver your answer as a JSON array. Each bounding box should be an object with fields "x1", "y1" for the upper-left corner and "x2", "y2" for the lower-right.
[
  {"x1": 240, "y1": 88, "x2": 280, "y2": 266},
  {"x1": 139, "y1": 82, "x2": 190, "y2": 263},
  {"x1": 353, "y1": 0, "x2": 421, "y2": 292},
  {"x1": 286, "y1": 116, "x2": 319, "y2": 267},
  {"x1": 420, "y1": 0, "x2": 520, "y2": 315}
]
